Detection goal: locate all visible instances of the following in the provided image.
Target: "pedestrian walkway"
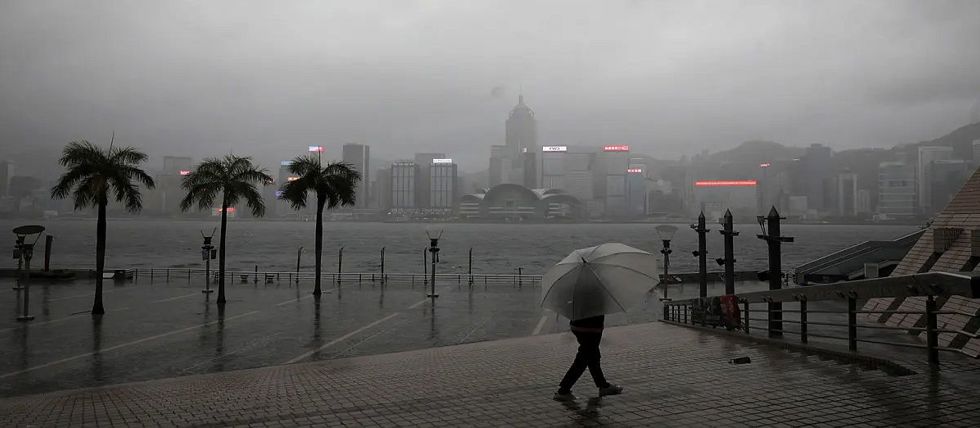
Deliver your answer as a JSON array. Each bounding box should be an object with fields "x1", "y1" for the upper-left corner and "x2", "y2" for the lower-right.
[{"x1": 2, "y1": 321, "x2": 979, "y2": 426}]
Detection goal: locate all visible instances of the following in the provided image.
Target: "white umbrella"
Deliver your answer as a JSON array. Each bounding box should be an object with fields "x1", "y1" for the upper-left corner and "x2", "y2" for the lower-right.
[{"x1": 540, "y1": 243, "x2": 659, "y2": 320}]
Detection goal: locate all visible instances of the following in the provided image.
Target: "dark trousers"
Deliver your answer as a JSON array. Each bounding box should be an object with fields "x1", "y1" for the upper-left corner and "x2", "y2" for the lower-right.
[{"x1": 558, "y1": 330, "x2": 608, "y2": 391}]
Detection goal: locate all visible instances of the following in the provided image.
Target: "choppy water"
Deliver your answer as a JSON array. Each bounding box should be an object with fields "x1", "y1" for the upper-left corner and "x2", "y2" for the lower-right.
[{"x1": 1, "y1": 219, "x2": 918, "y2": 275}]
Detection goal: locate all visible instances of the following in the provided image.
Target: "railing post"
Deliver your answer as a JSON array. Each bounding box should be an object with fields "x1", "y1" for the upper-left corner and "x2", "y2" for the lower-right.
[
  {"x1": 799, "y1": 297, "x2": 808, "y2": 344},
  {"x1": 926, "y1": 295, "x2": 939, "y2": 369},
  {"x1": 742, "y1": 300, "x2": 750, "y2": 334},
  {"x1": 683, "y1": 304, "x2": 688, "y2": 324},
  {"x1": 663, "y1": 303, "x2": 668, "y2": 320},
  {"x1": 847, "y1": 296, "x2": 857, "y2": 352}
]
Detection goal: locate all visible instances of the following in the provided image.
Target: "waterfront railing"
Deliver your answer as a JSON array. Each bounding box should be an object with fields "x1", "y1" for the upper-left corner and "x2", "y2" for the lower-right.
[{"x1": 662, "y1": 271, "x2": 980, "y2": 370}]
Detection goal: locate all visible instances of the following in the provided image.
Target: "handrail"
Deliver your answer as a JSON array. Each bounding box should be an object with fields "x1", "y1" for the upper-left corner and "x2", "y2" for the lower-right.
[
  {"x1": 661, "y1": 271, "x2": 980, "y2": 371},
  {"x1": 668, "y1": 271, "x2": 980, "y2": 305}
]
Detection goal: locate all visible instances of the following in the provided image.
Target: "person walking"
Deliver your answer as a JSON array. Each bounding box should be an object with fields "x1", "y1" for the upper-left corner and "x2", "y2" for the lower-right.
[{"x1": 554, "y1": 314, "x2": 623, "y2": 401}]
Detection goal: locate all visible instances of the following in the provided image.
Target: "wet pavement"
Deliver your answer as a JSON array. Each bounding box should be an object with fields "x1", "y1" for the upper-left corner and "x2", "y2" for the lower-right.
[
  {"x1": 3, "y1": 275, "x2": 718, "y2": 397},
  {"x1": 2, "y1": 321, "x2": 980, "y2": 426}
]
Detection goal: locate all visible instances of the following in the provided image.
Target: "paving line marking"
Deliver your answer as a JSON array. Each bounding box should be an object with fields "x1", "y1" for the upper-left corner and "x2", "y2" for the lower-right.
[
  {"x1": 284, "y1": 312, "x2": 401, "y2": 364},
  {"x1": 0, "y1": 308, "x2": 134, "y2": 334},
  {"x1": 0, "y1": 310, "x2": 261, "y2": 379},
  {"x1": 150, "y1": 292, "x2": 199, "y2": 303},
  {"x1": 275, "y1": 294, "x2": 315, "y2": 306},
  {"x1": 532, "y1": 315, "x2": 549, "y2": 336}
]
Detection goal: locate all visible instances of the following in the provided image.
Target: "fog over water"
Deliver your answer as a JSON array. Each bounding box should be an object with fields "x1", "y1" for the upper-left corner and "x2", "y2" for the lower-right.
[{"x1": 2, "y1": 1, "x2": 980, "y2": 174}]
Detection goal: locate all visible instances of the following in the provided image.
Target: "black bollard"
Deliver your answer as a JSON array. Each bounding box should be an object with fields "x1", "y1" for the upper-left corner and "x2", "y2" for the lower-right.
[
  {"x1": 690, "y1": 211, "x2": 709, "y2": 299},
  {"x1": 756, "y1": 206, "x2": 793, "y2": 338},
  {"x1": 44, "y1": 235, "x2": 53, "y2": 272},
  {"x1": 716, "y1": 209, "x2": 738, "y2": 295}
]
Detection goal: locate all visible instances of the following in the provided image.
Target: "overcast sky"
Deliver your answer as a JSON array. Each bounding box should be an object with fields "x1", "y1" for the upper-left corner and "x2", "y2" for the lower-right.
[{"x1": 2, "y1": 0, "x2": 979, "y2": 173}]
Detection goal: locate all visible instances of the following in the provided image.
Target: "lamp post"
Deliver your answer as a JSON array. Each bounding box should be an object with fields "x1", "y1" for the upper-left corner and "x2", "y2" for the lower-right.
[
  {"x1": 655, "y1": 225, "x2": 678, "y2": 300},
  {"x1": 689, "y1": 211, "x2": 709, "y2": 299},
  {"x1": 426, "y1": 229, "x2": 442, "y2": 298},
  {"x1": 201, "y1": 228, "x2": 216, "y2": 294},
  {"x1": 12, "y1": 225, "x2": 45, "y2": 321}
]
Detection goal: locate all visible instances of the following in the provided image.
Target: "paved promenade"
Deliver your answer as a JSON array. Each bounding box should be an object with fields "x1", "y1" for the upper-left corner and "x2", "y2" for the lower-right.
[{"x1": 2, "y1": 322, "x2": 979, "y2": 427}]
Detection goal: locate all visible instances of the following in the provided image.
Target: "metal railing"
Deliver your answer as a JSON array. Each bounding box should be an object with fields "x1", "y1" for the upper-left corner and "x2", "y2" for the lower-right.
[
  {"x1": 662, "y1": 271, "x2": 980, "y2": 369},
  {"x1": 134, "y1": 267, "x2": 542, "y2": 287}
]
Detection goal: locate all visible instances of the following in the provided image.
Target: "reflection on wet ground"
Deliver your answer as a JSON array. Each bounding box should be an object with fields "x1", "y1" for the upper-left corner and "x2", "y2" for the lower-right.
[{"x1": 6, "y1": 276, "x2": 750, "y2": 397}]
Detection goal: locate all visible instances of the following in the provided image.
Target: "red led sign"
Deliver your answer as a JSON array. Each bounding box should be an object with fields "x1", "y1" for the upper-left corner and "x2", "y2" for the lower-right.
[
  {"x1": 694, "y1": 180, "x2": 757, "y2": 187},
  {"x1": 602, "y1": 145, "x2": 630, "y2": 152}
]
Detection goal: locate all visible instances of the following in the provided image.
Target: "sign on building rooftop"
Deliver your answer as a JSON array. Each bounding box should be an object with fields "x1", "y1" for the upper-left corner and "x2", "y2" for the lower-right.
[
  {"x1": 602, "y1": 145, "x2": 630, "y2": 152},
  {"x1": 542, "y1": 146, "x2": 568, "y2": 152},
  {"x1": 432, "y1": 158, "x2": 453, "y2": 164}
]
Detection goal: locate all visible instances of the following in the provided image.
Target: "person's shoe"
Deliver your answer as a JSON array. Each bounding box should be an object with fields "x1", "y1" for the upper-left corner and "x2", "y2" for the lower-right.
[
  {"x1": 553, "y1": 391, "x2": 577, "y2": 402},
  {"x1": 598, "y1": 384, "x2": 623, "y2": 396}
]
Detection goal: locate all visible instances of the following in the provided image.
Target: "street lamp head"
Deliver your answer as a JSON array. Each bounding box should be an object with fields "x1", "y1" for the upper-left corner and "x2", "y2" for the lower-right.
[
  {"x1": 655, "y1": 224, "x2": 678, "y2": 242},
  {"x1": 12, "y1": 225, "x2": 45, "y2": 247}
]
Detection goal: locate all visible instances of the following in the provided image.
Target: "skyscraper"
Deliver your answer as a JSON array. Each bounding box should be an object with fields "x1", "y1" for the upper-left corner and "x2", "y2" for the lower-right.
[
  {"x1": 429, "y1": 159, "x2": 458, "y2": 209},
  {"x1": 414, "y1": 153, "x2": 445, "y2": 208},
  {"x1": 505, "y1": 95, "x2": 538, "y2": 187},
  {"x1": 391, "y1": 161, "x2": 417, "y2": 208},
  {"x1": 342, "y1": 144, "x2": 370, "y2": 208},
  {"x1": 917, "y1": 146, "x2": 954, "y2": 215}
]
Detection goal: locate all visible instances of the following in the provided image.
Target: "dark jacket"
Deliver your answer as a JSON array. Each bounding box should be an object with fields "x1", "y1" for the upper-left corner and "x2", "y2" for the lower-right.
[{"x1": 569, "y1": 315, "x2": 605, "y2": 332}]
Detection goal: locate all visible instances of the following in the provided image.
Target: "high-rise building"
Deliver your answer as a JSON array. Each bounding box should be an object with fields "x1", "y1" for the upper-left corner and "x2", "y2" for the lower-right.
[
  {"x1": 877, "y1": 161, "x2": 916, "y2": 218},
  {"x1": 917, "y1": 146, "x2": 954, "y2": 214},
  {"x1": 413, "y1": 153, "x2": 445, "y2": 208},
  {"x1": 374, "y1": 168, "x2": 391, "y2": 210},
  {"x1": 488, "y1": 145, "x2": 507, "y2": 187},
  {"x1": 541, "y1": 146, "x2": 567, "y2": 189},
  {"x1": 505, "y1": 95, "x2": 538, "y2": 188},
  {"x1": 797, "y1": 144, "x2": 832, "y2": 212},
  {"x1": 151, "y1": 156, "x2": 194, "y2": 216},
  {"x1": 836, "y1": 172, "x2": 858, "y2": 217},
  {"x1": 599, "y1": 145, "x2": 630, "y2": 217},
  {"x1": 342, "y1": 144, "x2": 370, "y2": 208},
  {"x1": 429, "y1": 159, "x2": 458, "y2": 209},
  {"x1": 626, "y1": 163, "x2": 647, "y2": 217},
  {"x1": 391, "y1": 161, "x2": 417, "y2": 208},
  {"x1": 929, "y1": 159, "x2": 973, "y2": 211}
]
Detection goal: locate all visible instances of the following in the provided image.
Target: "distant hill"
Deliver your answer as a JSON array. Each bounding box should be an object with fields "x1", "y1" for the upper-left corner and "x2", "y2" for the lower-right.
[
  {"x1": 913, "y1": 122, "x2": 980, "y2": 160},
  {"x1": 707, "y1": 140, "x2": 805, "y2": 163}
]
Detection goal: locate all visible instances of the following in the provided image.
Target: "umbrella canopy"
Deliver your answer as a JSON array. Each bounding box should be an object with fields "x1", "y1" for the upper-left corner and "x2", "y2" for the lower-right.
[{"x1": 540, "y1": 243, "x2": 659, "y2": 320}]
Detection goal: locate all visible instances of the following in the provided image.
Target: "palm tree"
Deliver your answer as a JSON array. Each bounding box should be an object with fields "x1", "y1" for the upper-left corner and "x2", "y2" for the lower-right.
[
  {"x1": 180, "y1": 155, "x2": 272, "y2": 305},
  {"x1": 51, "y1": 140, "x2": 155, "y2": 315},
  {"x1": 280, "y1": 156, "x2": 360, "y2": 296}
]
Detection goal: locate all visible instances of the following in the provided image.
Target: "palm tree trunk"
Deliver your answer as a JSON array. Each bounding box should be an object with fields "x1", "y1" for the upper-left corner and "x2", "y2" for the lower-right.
[
  {"x1": 313, "y1": 199, "x2": 325, "y2": 296},
  {"x1": 217, "y1": 199, "x2": 228, "y2": 305},
  {"x1": 92, "y1": 200, "x2": 107, "y2": 315}
]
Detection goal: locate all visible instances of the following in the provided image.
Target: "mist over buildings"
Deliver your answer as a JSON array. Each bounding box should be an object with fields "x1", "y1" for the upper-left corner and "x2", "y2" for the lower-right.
[{"x1": 1, "y1": 0, "x2": 979, "y2": 177}]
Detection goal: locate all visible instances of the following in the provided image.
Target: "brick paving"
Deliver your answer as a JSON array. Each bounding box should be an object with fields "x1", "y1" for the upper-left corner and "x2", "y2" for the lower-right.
[{"x1": 2, "y1": 322, "x2": 980, "y2": 427}]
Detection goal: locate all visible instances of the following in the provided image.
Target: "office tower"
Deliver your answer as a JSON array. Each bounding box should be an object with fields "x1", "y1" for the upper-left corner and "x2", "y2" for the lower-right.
[
  {"x1": 505, "y1": 95, "x2": 538, "y2": 187},
  {"x1": 837, "y1": 172, "x2": 858, "y2": 217},
  {"x1": 798, "y1": 144, "x2": 832, "y2": 212},
  {"x1": 626, "y1": 163, "x2": 647, "y2": 217},
  {"x1": 929, "y1": 159, "x2": 973, "y2": 211},
  {"x1": 916, "y1": 146, "x2": 954, "y2": 214},
  {"x1": 429, "y1": 158, "x2": 458, "y2": 208},
  {"x1": 391, "y1": 161, "x2": 417, "y2": 208},
  {"x1": 599, "y1": 145, "x2": 630, "y2": 217},
  {"x1": 541, "y1": 146, "x2": 567, "y2": 189},
  {"x1": 489, "y1": 145, "x2": 506, "y2": 187},
  {"x1": 342, "y1": 144, "x2": 370, "y2": 208},
  {"x1": 877, "y1": 162, "x2": 916, "y2": 218},
  {"x1": 414, "y1": 153, "x2": 445, "y2": 208},
  {"x1": 374, "y1": 168, "x2": 391, "y2": 210}
]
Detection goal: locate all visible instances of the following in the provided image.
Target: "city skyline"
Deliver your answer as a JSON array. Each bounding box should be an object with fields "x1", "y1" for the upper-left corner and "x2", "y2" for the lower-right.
[{"x1": 3, "y1": 1, "x2": 980, "y2": 174}]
